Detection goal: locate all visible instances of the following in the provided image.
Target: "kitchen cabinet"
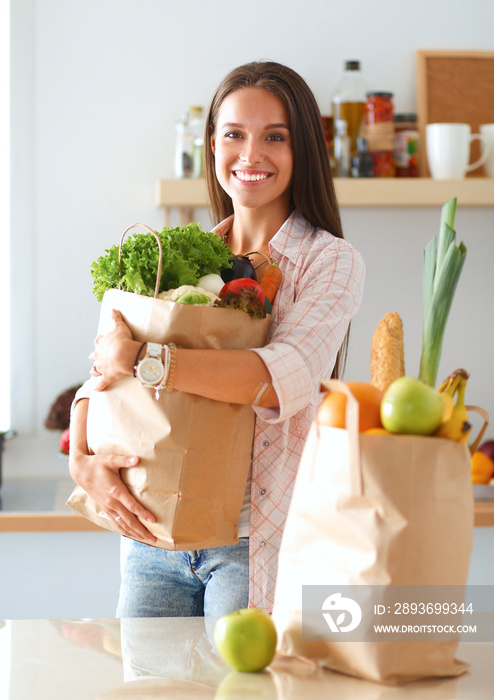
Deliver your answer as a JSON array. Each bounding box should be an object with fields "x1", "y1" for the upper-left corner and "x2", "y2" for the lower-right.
[{"x1": 156, "y1": 177, "x2": 494, "y2": 224}]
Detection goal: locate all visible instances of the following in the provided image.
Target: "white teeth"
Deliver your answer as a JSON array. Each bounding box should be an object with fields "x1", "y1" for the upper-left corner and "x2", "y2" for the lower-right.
[{"x1": 235, "y1": 171, "x2": 269, "y2": 182}]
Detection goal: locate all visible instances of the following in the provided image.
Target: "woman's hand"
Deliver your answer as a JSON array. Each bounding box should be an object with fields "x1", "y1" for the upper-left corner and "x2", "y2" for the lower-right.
[
  {"x1": 69, "y1": 398, "x2": 157, "y2": 544},
  {"x1": 69, "y1": 450, "x2": 157, "y2": 544},
  {"x1": 90, "y1": 309, "x2": 137, "y2": 391}
]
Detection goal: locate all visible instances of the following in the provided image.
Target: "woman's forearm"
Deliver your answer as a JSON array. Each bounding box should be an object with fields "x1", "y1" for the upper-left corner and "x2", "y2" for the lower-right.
[
  {"x1": 173, "y1": 348, "x2": 278, "y2": 406},
  {"x1": 69, "y1": 398, "x2": 90, "y2": 460}
]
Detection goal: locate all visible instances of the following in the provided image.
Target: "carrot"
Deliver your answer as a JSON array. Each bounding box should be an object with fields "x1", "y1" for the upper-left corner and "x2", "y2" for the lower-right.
[{"x1": 259, "y1": 262, "x2": 282, "y2": 303}]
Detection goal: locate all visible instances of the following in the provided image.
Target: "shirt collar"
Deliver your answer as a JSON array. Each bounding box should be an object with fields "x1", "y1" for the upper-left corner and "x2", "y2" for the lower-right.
[{"x1": 269, "y1": 210, "x2": 317, "y2": 263}]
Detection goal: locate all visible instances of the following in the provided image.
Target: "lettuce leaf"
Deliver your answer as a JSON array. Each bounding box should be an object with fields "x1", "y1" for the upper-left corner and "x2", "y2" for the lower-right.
[{"x1": 90, "y1": 223, "x2": 233, "y2": 302}]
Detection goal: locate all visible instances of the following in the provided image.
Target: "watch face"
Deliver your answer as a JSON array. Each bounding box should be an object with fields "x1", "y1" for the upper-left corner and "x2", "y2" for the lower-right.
[{"x1": 136, "y1": 357, "x2": 165, "y2": 385}]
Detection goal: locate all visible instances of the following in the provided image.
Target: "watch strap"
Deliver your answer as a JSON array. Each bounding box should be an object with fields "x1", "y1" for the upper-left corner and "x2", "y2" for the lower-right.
[
  {"x1": 146, "y1": 342, "x2": 162, "y2": 359},
  {"x1": 133, "y1": 342, "x2": 147, "y2": 377}
]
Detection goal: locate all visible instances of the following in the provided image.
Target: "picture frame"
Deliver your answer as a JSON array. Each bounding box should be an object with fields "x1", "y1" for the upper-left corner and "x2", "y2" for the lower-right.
[{"x1": 415, "y1": 50, "x2": 494, "y2": 176}]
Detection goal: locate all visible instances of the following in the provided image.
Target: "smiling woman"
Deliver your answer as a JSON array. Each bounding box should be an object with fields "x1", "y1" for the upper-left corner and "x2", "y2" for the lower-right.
[{"x1": 69, "y1": 60, "x2": 365, "y2": 619}]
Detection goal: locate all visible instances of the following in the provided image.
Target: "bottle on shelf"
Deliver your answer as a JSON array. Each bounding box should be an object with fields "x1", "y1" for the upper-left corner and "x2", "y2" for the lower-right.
[
  {"x1": 174, "y1": 106, "x2": 204, "y2": 179},
  {"x1": 331, "y1": 60, "x2": 367, "y2": 160},
  {"x1": 333, "y1": 119, "x2": 351, "y2": 177},
  {"x1": 393, "y1": 113, "x2": 419, "y2": 177},
  {"x1": 351, "y1": 137, "x2": 374, "y2": 177}
]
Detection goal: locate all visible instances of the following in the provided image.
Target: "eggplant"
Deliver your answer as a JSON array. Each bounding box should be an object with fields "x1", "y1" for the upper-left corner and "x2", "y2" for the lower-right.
[{"x1": 220, "y1": 255, "x2": 257, "y2": 283}]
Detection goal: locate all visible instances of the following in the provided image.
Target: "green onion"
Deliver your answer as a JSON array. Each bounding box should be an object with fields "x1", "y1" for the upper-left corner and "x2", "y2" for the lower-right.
[{"x1": 418, "y1": 198, "x2": 467, "y2": 387}]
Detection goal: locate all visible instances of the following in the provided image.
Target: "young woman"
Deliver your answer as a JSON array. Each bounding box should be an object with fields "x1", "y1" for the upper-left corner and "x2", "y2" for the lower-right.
[{"x1": 69, "y1": 61, "x2": 365, "y2": 617}]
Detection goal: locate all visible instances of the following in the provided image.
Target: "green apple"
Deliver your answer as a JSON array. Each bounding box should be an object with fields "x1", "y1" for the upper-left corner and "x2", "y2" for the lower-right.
[
  {"x1": 213, "y1": 608, "x2": 277, "y2": 673},
  {"x1": 381, "y1": 376, "x2": 446, "y2": 435}
]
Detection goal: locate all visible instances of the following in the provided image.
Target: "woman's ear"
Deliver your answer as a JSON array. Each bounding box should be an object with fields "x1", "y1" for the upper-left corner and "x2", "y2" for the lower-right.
[{"x1": 211, "y1": 134, "x2": 216, "y2": 154}]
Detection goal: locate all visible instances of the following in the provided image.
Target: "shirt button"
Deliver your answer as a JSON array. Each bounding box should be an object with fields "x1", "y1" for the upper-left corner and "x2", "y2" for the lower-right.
[
  {"x1": 262, "y1": 440, "x2": 270, "y2": 448},
  {"x1": 260, "y1": 539, "x2": 267, "y2": 547},
  {"x1": 260, "y1": 488, "x2": 267, "y2": 496}
]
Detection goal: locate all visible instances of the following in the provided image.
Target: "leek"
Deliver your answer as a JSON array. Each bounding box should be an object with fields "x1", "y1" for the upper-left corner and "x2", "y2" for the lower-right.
[{"x1": 418, "y1": 198, "x2": 467, "y2": 387}]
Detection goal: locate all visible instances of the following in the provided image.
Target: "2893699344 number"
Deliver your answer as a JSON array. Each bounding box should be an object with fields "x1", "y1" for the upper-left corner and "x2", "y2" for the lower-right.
[{"x1": 394, "y1": 602, "x2": 474, "y2": 615}]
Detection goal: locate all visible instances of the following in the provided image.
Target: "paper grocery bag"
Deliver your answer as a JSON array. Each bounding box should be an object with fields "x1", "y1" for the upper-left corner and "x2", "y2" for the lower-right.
[
  {"x1": 272, "y1": 379, "x2": 478, "y2": 684},
  {"x1": 67, "y1": 288, "x2": 270, "y2": 550}
]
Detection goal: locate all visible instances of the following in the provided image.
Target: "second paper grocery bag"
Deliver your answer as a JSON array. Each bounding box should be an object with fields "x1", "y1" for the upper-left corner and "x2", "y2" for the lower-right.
[{"x1": 272, "y1": 379, "x2": 475, "y2": 684}]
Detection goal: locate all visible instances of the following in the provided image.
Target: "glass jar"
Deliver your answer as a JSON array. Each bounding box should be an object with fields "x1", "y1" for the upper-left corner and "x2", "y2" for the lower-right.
[
  {"x1": 394, "y1": 113, "x2": 419, "y2": 177},
  {"x1": 363, "y1": 92, "x2": 395, "y2": 177}
]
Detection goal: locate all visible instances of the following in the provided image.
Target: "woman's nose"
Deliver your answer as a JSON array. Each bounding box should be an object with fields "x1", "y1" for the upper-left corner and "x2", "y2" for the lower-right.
[{"x1": 239, "y1": 138, "x2": 264, "y2": 164}]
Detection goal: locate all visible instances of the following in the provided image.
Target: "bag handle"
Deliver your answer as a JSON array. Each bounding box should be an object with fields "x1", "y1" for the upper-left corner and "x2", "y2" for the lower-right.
[
  {"x1": 319, "y1": 379, "x2": 364, "y2": 496},
  {"x1": 466, "y1": 405, "x2": 490, "y2": 454},
  {"x1": 119, "y1": 223, "x2": 163, "y2": 299}
]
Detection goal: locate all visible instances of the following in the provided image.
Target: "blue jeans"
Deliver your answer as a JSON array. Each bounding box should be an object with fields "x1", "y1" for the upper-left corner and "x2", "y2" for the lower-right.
[{"x1": 116, "y1": 536, "x2": 249, "y2": 618}]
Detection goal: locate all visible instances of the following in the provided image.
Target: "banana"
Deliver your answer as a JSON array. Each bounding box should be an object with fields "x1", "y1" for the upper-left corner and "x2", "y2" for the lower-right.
[
  {"x1": 435, "y1": 369, "x2": 472, "y2": 442},
  {"x1": 437, "y1": 368, "x2": 469, "y2": 396}
]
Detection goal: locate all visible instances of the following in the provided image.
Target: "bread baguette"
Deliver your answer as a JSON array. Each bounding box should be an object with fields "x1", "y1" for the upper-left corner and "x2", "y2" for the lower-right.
[{"x1": 370, "y1": 312, "x2": 405, "y2": 392}]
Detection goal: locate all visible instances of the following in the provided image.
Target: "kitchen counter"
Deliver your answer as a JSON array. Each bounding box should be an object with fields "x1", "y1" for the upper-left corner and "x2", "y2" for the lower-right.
[
  {"x1": 1, "y1": 478, "x2": 494, "y2": 531},
  {"x1": 2, "y1": 617, "x2": 494, "y2": 699}
]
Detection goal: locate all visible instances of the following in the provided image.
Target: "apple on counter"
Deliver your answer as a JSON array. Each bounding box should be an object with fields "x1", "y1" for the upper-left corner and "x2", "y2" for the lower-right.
[{"x1": 214, "y1": 608, "x2": 277, "y2": 673}]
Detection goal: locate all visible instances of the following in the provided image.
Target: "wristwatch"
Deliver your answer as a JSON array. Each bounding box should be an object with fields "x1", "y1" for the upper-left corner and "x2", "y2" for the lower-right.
[{"x1": 135, "y1": 342, "x2": 164, "y2": 388}]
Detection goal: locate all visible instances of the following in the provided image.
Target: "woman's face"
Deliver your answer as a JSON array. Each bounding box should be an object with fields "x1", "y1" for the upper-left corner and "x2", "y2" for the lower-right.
[{"x1": 211, "y1": 87, "x2": 293, "y2": 215}]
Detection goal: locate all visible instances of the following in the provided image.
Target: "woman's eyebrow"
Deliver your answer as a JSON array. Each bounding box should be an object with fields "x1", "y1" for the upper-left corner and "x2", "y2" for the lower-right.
[{"x1": 220, "y1": 121, "x2": 290, "y2": 130}]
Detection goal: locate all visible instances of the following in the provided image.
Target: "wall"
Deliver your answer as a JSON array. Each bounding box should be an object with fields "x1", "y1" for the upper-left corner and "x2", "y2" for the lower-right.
[{"x1": 7, "y1": 0, "x2": 494, "y2": 477}]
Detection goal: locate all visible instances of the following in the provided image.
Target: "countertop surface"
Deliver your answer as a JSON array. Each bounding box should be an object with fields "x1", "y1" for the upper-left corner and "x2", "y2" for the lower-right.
[
  {"x1": 2, "y1": 617, "x2": 494, "y2": 699},
  {"x1": 0, "y1": 479, "x2": 104, "y2": 531}
]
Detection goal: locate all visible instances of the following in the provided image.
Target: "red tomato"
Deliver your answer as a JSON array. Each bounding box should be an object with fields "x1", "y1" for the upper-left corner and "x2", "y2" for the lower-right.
[{"x1": 219, "y1": 278, "x2": 265, "y2": 303}]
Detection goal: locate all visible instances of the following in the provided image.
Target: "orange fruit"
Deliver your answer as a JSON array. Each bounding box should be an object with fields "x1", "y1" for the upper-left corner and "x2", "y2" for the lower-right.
[
  {"x1": 317, "y1": 382, "x2": 384, "y2": 433},
  {"x1": 363, "y1": 427, "x2": 393, "y2": 436},
  {"x1": 471, "y1": 451, "x2": 494, "y2": 485}
]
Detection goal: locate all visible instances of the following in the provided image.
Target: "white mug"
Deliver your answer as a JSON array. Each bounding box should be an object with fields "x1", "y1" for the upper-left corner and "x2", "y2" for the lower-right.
[
  {"x1": 480, "y1": 124, "x2": 494, "y2": 177},
  {"x1": 426, "y1": 123, "x2": 489, "y2": 179}
]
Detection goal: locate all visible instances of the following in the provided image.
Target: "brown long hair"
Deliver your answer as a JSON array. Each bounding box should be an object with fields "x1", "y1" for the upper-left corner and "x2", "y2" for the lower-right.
[{"x1": 203, "y1": 61, "x2": 349, "y2": 378}]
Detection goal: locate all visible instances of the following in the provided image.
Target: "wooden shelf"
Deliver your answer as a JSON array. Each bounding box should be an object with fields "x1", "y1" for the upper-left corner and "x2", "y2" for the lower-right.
[
  {"x1": 156, "y1": 178, "x2": 494, "y2": 224},
  {"x1": 335, "y1": 177, "x2": 494, "y2": 208}
]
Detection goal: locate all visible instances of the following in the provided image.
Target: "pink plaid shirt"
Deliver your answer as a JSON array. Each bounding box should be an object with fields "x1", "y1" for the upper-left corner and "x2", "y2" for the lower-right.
[{"x1": 214, "y1": 209, "x2": 365, "y2": 611}]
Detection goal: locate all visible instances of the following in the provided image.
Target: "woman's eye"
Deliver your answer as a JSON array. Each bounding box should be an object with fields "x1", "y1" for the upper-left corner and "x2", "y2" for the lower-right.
[
  {"x1": 267, "y1": 133, "x2": 285, "y2": 142},
  {"x1": 225, "y1": 131, "x2": 242, "y2": 139}
]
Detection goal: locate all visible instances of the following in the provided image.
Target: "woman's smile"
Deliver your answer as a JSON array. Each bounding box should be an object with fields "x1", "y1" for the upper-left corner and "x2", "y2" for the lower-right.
[{"x1": 233, "y1": 169, "x2": 273, "y2": 183}]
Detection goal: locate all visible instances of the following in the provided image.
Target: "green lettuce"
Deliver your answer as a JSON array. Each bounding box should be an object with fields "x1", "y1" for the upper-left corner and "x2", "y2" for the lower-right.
[{"x1": 91, "y1": 223, "x2": 233, "y2": 302}]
